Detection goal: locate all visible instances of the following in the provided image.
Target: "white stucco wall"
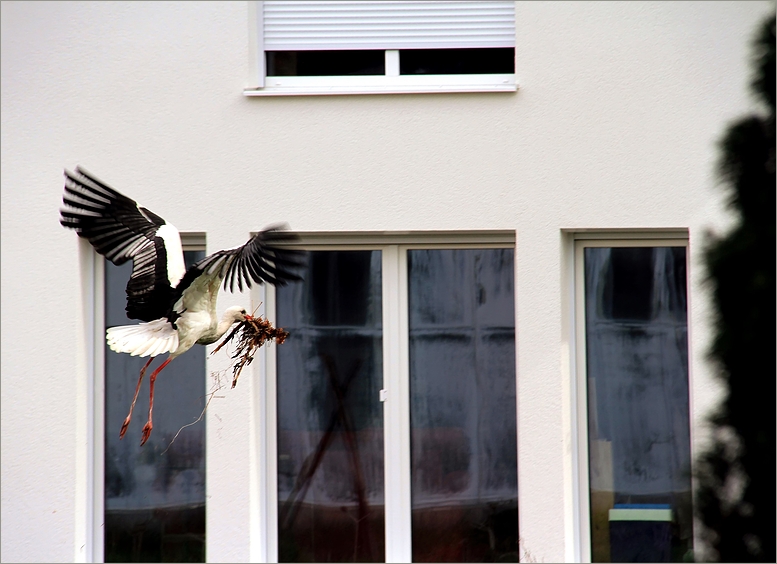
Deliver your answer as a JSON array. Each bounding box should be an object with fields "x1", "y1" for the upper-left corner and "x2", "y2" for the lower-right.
[{"x1": 1, "y1": 1, "x2": 772, "y2": 562}]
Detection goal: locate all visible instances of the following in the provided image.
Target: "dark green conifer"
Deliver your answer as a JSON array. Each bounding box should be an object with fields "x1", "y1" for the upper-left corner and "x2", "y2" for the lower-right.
[{"x1": 695, "y1": 15, "x2": 775, "y2": 563}]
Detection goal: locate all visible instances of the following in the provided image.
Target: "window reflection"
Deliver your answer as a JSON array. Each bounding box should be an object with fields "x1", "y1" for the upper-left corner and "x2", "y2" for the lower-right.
[
  {"x1": 584, "y1": 247, "x2": 693, "y2": 563},
  {"x1": 104, "y1": 250, "x2": 206, "y2": 563},
  {"x1": 277, "y1": 251, "x2": 384, "y2": 563},
  {"x1": 408, "y1": 249, "x2": 518, "y2": 563}
]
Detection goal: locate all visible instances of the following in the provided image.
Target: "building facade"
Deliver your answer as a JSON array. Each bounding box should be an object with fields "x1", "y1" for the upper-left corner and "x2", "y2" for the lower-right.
[{"x1": 1, "y1": 1, "x2": 772, "y2": 562}]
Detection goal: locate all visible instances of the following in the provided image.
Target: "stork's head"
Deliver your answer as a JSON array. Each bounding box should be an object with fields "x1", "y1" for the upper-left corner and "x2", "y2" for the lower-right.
[{"x1": 225, "y1": 305, "x2": 253, "y2": 324}]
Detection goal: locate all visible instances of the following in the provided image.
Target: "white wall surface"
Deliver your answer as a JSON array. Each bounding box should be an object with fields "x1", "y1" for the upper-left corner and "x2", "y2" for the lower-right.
[{"x1": 1, "y1": 1, "x2": 772, "y2": 562}]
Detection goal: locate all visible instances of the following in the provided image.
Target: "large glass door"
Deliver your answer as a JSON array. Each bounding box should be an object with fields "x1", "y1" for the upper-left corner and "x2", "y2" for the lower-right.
[{"x1": 271, "y1": 241, "x2": 517, "y2": 563}]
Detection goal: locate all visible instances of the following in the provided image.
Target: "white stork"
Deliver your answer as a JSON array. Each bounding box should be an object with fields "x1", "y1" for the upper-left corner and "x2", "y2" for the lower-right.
[{"x1": 60, "y1": 167, "x2": 303, "y2": 445}]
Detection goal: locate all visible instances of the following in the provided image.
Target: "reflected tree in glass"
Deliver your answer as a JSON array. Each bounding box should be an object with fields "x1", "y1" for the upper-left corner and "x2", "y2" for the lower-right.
[
  {"x1": 276, "y1": 251, "x2": 384, "y2": 563},
  {"x1": 584, "y1": 247, "x2": 693, "y2": 563},
  {"x1": 408, "y1": 249, "x2": 518, "y2": 563},
  {"x1": 104, "y1": 250, "x2": 206, "y2": 563}
]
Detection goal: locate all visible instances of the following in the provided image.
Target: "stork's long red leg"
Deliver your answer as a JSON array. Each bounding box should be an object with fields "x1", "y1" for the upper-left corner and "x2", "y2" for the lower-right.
[
  {"x1": 140, "y1": 357, "x2": 173, "y2": 446},
  {"x1": 120, "y1": 356, "x2": 155, "y2": 439}
]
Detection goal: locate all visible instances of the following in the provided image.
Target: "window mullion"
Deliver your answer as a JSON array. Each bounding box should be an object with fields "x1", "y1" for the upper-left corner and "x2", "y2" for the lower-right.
[
  {"x1": 385, "y1": 50, "x2": 399, "y2": 77},
  {"x1": 383, "y1": 245, "x2": 413, "y2": 562},
  {"x1": 91, "y1": 249, "x2": 105, "y2": 564},
  {"x1": 574, "y1": 242, "x2": 592, "y2": 563},
  {"x1": 252, "y1": 282, "x2": 277, "y2": 562}
]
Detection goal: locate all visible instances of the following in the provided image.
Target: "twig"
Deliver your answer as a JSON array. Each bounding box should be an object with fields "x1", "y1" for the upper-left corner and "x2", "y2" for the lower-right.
[{"x1": 162, "y1": 370, "x2": 229, "y2": 454}]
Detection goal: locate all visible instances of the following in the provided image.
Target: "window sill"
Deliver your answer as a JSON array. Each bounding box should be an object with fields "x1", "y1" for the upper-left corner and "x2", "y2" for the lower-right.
[{"x1": 243, "y1": 73, "x2": 517, "y2": 96}]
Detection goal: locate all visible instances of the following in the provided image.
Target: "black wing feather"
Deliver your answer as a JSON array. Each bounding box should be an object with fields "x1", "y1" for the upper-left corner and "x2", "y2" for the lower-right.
[
  {"x1": 222, "y1": 226, "x2": 305, "y2": 292},
  {"x1": 59, "y1": 167, "x2": 180, "y2": 322},
  {"x1": 169, "y1": 226, "x2": 305, "y2": 311}
]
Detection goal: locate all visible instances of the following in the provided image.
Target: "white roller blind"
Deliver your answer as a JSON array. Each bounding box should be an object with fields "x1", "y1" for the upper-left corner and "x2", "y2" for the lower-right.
[{"x1": 262, "y1": 1, "x2": 515, "y2": 51}]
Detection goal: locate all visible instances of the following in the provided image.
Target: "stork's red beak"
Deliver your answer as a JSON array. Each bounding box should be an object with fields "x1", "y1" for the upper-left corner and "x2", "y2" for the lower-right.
[{"x1": 245, "y1": 314, "x2": 254, "y2": 321}]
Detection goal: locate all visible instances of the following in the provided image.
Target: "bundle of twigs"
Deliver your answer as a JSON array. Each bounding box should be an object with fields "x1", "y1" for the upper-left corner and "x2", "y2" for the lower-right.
[{"x1": 211, "y1": 316, "x2": 289, "y2": 388}]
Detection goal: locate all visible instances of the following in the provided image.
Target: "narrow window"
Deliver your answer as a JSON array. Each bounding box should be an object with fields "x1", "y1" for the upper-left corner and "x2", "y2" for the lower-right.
[
  {"x1": 408, "y1": 248, "x2": 518, "y2": 562},
  {"x1": 276, "y1": 250, "x2": 385, "y2": 562},
  {"x1": 104, "y1": 250, "x2": 207, "y2": 562},
  {"x1": 583, "y1": 245, "x2": 692, "y2": 562}
]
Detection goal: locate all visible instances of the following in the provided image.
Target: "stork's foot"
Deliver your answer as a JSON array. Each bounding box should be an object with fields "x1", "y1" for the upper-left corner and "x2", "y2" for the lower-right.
[
  {"x1": 140, "y1": 422, "x2": 153, "y2": 446},
  {"x1": 119, "y1": 416, "x2": 131, "y2": 439}
]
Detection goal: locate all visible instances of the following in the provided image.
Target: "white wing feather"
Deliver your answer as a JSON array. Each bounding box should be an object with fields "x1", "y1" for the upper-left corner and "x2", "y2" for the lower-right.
[{"x1": 106, "y1": 319, "x2": 179, "y2": 357}]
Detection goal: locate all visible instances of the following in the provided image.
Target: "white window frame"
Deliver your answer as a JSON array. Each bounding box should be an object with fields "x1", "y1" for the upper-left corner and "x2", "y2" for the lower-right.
[
  {"x1": 250, "y1": 230, "x2": 517, "y2": 562},
  {"x1": 245, "y1": 1, "x2": 517, "y2": 96},
  {"x1": 86, "y1": 233, "x2": 206, "y2": 563},
  {"x1": 570, "y1": 231, "x2": 693, "y2": 563}
]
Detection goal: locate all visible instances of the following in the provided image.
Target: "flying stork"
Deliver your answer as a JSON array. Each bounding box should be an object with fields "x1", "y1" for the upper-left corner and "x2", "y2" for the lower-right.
[{"x1": 60, "y1": 167, "x2": 304, "y2": 445}]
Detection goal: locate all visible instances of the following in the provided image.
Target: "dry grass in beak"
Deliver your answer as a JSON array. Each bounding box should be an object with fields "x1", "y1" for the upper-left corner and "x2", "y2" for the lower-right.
[{"x1": 211, "y1": 316, "x2": 289, "y2": 388}]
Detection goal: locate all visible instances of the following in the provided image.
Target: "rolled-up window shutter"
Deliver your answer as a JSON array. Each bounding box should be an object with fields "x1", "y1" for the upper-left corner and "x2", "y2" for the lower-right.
[{"x1": 262, "y1": 1, "x2": 515, "y2": 51}]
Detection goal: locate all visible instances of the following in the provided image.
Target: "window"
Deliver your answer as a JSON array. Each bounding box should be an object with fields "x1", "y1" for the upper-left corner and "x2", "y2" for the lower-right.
[
  {"x1": 246, "y1": 1, "x2": 517, "y2": 96},
  {"x1": 254, "y1": 233, "x2": 518, "y2": 562},
  {"x1": 574, "y1": 236, "x2": 694, "y2": 563},
  {"x1": 101, "y1": 236, "x2": 207, "y2": 563}
]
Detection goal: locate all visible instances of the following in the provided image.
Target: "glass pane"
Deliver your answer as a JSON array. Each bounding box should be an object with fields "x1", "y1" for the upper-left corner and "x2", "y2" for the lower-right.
[
  {"x1": 584, "y1": 247, "x2": 693, "y2": 563},
  {"x1": 400, "y1": 48, "x2": 515, "y2": 75},
  {"x1": 408, "y1": 249, "x2": 518, "y2": 563},
  {"x1": 104, "y1": 250, "x2": 206, "y2": 563},
  {"x1": 277, "y1": 251, "x2": 384, "y2": 562},
  {"x1": 267, "y1": 50, "x2": 385, "y2": 76}
]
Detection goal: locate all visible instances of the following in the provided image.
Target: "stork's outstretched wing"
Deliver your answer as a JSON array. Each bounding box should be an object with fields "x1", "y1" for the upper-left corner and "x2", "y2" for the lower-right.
[
  {"x1": 171, "y1": 226, "x2": 305, "y2": 305},
  {"x1": 59, "y1": 167, "x2": 186, "y2": 322}
]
